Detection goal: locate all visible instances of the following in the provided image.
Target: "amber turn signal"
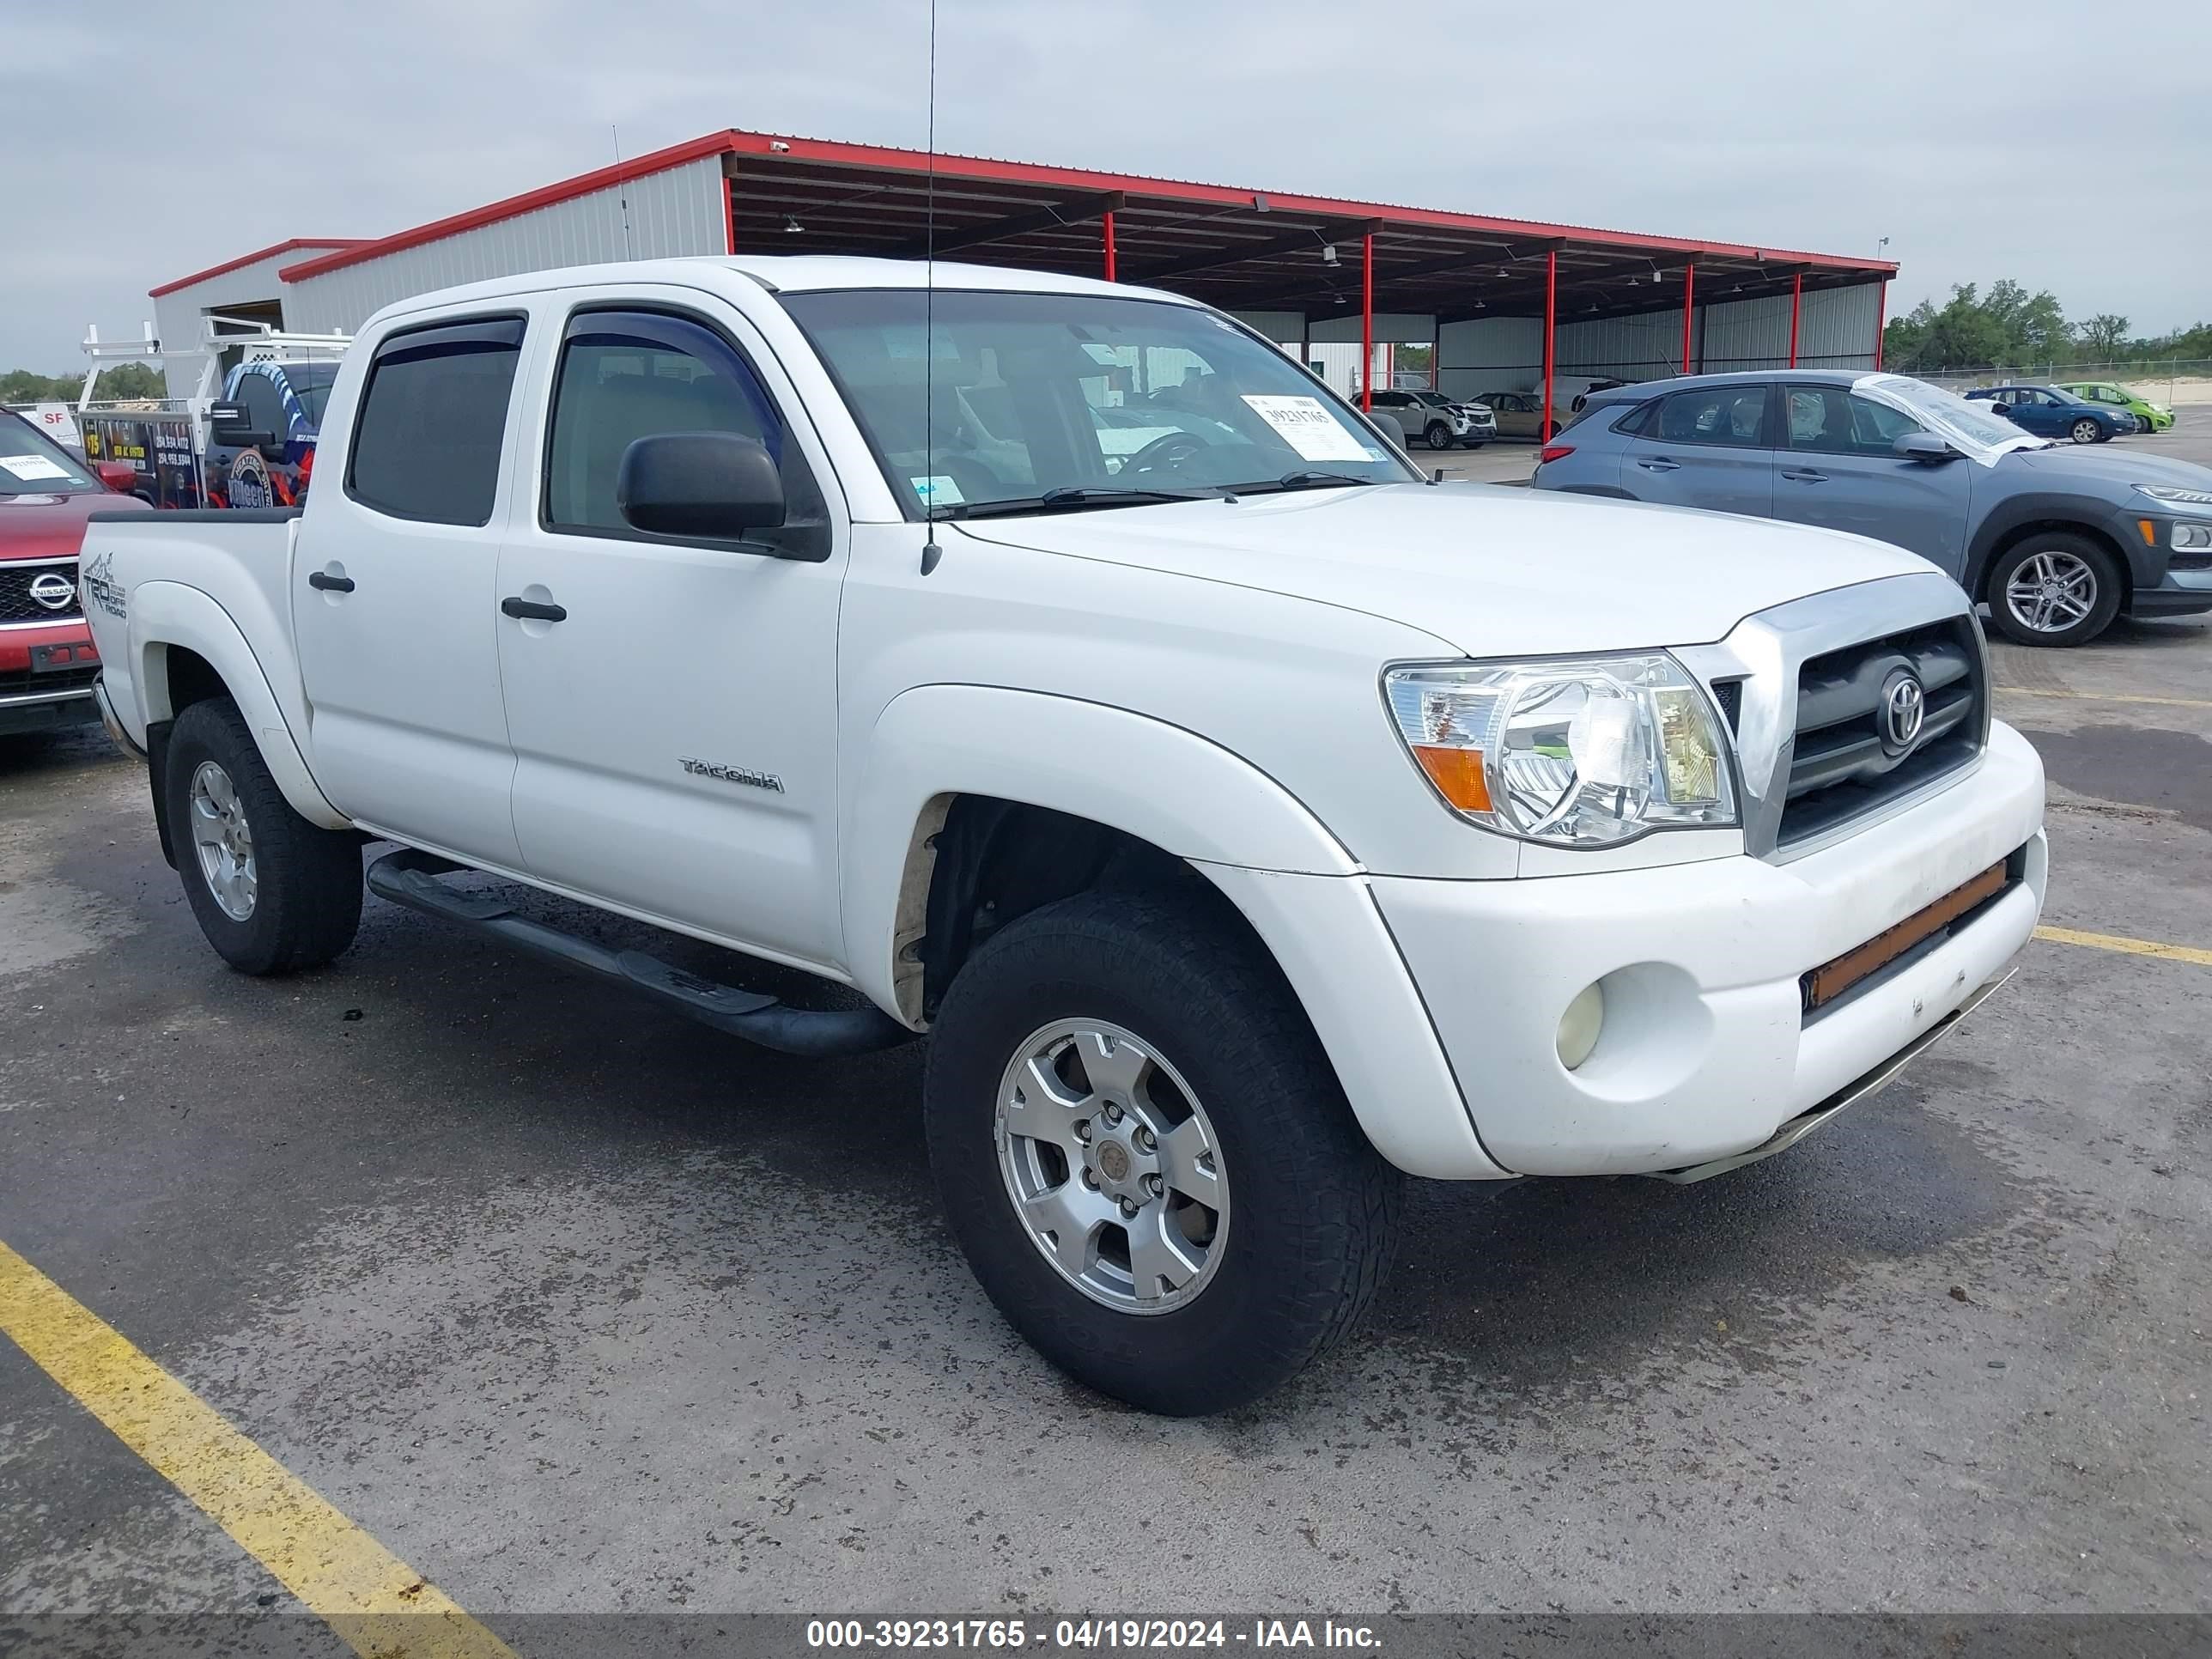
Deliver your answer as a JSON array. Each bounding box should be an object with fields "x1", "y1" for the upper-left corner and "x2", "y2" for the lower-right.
[{"x1": 1411, "y1": 744, "x2": 1492, "y2": 811}]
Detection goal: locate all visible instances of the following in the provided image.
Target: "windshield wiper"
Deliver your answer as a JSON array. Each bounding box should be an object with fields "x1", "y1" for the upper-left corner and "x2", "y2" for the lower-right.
[
  {"x1": 932, "y1": 485, "x2": 1214, "y2": 520},
  {"x1": 1224, "y1": 471, "x2": 1385, "y2": 495}
]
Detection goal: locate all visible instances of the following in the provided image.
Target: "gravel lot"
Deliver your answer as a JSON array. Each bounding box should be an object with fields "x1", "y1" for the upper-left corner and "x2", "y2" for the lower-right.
[{"x1": 3, "y1": 420, "x2": 2209, "y2": 1638}]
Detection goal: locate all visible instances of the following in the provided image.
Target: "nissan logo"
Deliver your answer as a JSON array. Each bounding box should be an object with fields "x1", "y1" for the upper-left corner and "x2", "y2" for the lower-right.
[
  {"x1": 1881, "y1": 671, "x2": 1927, "y2": 752},
  {"x1": 28, "y1": 573, "x2": 76, "y2": 612}
]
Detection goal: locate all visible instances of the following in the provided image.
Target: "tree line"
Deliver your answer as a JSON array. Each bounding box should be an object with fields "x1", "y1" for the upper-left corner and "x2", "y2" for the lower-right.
[
  {"x1": 1883, "y1": 281, "x2": 2212, "y2": 372},
  {"x1": 1, "y1": 364, "x2": 167, "y2": 404}
]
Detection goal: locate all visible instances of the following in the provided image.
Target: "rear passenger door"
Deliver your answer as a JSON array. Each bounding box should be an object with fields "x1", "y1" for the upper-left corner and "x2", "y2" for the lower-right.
[
  {"x1": 295, "y1": 314, "x2": 531, "y2": 866},
  {"x1": 1769, "y1": 386, "x2": 1972, "y2": 574},
  {"x1": 493, "y1": 292, "x2": 851, "y2": 969},
  {"x1": 1616, "y1": 383, "x2": 1775, "y2": 518}
]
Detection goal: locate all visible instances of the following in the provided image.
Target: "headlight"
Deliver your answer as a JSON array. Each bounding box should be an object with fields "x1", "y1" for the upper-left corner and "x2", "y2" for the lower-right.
[
  {"x1": 2174, "y1": 523, "x2": 2212, "y2": 551},
  {"x1": 2138, "y1": 483, "x2": 2212, "y2": 508},
  {"x1": 1384, "y1": 654, "x2": 1738, "y2": 846}
]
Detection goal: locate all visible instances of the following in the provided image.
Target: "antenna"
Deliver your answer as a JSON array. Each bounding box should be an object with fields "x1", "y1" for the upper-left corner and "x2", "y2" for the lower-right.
[
  {"x1": 919, "y1": 0, "x2": 944, "y2": 574},
  {"x1": 611, "y1": 125, "x2": 635, "y2": 259}
]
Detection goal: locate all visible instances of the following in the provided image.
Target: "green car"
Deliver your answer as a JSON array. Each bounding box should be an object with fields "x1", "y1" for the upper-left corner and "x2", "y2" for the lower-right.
[{"x1": 2055, "y1": 380, "x2": 2175, "y2": 433}]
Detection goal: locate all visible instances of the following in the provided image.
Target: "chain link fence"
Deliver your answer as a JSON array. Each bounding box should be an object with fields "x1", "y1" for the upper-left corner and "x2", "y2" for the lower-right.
[{"x1": 1901, "y1": 360, "x2": 2212, "y2": 404}]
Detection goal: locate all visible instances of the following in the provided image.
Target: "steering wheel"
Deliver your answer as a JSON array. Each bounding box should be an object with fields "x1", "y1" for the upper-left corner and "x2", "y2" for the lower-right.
[{"x1": 1119, "y1": 432, "x2": 1207, "y2": 479}]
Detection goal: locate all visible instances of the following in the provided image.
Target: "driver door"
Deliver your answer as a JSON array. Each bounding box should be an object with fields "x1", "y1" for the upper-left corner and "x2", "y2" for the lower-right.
[{"x1": 493, "y1": 289, "x2": 853, "y2": 968}]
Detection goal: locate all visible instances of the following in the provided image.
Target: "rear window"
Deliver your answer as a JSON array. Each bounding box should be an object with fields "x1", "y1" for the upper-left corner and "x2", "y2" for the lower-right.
[{"x1": 347, "y1": 317, "x2": 525, "y2": 526}]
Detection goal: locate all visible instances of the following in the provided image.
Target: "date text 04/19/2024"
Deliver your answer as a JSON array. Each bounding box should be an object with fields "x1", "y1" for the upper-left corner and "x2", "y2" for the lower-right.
[{"x1": 805, "y1": 1620, "x2": 1382, "y2": 1650}]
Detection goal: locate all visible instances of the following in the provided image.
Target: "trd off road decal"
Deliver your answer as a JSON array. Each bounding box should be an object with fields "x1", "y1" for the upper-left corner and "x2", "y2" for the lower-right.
[{"x1": 81, "y1": 552, "x2": 126, "y2": 621}]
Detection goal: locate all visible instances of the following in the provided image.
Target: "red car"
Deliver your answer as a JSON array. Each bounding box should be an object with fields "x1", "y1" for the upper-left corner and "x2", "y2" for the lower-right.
[{"x1": 2, "y1": 408, "x2": 149, "y2": 738}]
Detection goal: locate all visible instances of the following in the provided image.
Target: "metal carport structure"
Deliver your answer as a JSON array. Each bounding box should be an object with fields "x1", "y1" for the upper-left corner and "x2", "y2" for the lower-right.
[{"x1": 191, "y1": 131, "x2": 1897, "y2": 443}]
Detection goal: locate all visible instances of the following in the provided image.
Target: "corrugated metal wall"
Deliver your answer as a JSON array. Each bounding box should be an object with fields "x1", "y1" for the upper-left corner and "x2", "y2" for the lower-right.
[
  {"x1": 1792, "y1": 283, "x2": 1882, "y2": 370},
  {"x1": 1437, "y1": 316, "x2": 1544, "y2": 400},
  {"x1": 151, "y1": 246, "x2": 352, "y2": 398},
  {"x1": 282, "y1": 155, "x2": 729, "y2": 333}
]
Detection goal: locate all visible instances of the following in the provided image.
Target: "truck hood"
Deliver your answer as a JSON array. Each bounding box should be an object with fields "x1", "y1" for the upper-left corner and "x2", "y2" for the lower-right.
[
  {"x1": 0, "y1": 491, "x2": 149, "y2": 562},
  {"x1": 949, "y1": 482, "x2": 1934, "y2": 657},
  {"x1": 2000, "y1": 445, "x2": 2212, "y2": 493}
]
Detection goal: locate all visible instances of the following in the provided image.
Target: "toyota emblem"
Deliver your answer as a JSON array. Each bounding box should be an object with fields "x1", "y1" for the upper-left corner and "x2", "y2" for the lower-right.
[
  {"x1": 1881, "y1": 672, "x2": 1926, "y2": 751},
  {"x1": 28, "y1": 572, "x2": 76, "y2": 611}
]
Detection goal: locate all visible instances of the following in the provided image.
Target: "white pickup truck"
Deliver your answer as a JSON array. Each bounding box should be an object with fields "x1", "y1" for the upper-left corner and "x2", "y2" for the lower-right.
[{"x1": 82, "y1": 256, "x2": 2048, "y2": 1414}]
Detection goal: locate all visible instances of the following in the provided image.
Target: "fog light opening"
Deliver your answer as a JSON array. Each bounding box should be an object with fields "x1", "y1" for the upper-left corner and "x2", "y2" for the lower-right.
[{"x1": 1556, "y1": 981, "x2": 1606, "y2": 1072}]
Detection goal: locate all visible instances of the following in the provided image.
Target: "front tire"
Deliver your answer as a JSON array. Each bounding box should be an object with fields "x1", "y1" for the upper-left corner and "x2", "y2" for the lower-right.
[
  {"x1": 1424, "y1": 422, "x2": 1455, "y2": 452},
  {"x1": 2070, "y1": 418, "x2": 2101, "y2": 445},
  {"x1": 1986, "y1": 533, "x2": 2122, "y2": 647},
  {"x1": 164, "y1": 698, "x2": 362, "y2": 975},
  {"x1": 924, "y1": 891, "x2": 1403, "y2": 1416}
]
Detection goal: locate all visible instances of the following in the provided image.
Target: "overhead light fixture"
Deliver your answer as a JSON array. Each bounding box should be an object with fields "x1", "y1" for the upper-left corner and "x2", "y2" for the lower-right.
[
  {"x1": 1498, "y1": 266, "x2": 1510, "y2": 277},
  {"x1": 783, "y1": 216, "x2": 804, "y2": 234},
  {"x1": 1321, "y1": 243, "x2": 1339, "y2": 266},
  {"x1": 1254, "y1": 193, "x2": 1270, "y2": 213}
]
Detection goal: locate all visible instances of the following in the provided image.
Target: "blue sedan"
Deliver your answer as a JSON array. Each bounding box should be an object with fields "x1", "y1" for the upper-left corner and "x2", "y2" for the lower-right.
[{"x1": 1962, "y1": 384, "x2": 2134, "y2": 444}]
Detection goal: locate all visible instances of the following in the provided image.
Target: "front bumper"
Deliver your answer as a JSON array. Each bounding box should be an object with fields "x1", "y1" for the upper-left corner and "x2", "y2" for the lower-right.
[
  {"x1": 1372, "y1": 721, "x2": 2047, "y2": 1176},
  {"x1": 0, "y1": 618, "x2": 100, "y2": 736}
]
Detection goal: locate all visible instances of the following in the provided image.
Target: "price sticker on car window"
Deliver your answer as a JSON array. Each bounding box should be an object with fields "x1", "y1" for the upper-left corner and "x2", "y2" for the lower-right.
[
  {"x1": 0, "y1": 454, "x2": 72, "y2": 482},
  {"x1": 1239, "y1": 396, "x2": 1370, "y2": 463}
]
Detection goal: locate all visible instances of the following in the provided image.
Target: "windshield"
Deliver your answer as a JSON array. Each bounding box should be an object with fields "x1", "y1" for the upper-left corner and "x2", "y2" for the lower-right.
[
  {"x1": 0, "y1": 409, "x2": 100, "y2": 495},
  {"x1": 1409, "y1": 390, "x2": 1453, "y2": 408},
  {"x1": 1859, "y1": 374, "x2": 2045, "y2": 458},
  {"x1": 782, "y1": 288, "x2": 1418, "y2": 517},
  {"x1": 280, "y1": 362, "x2": 339, "y2": 427}
]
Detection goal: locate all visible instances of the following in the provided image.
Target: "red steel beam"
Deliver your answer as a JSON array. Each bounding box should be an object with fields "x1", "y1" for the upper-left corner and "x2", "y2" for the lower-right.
[
  {"x1": 1788, "y1": 270, "x2": 1802, "y2": 368},
  {"x1": 1541, "y1": 248, "x2": 1557, "y2": 444},
  {"x1": 1361, "y1": 231, "x2": 1375, "y2": 411},
  {"x1": 1875, "y1": 280, "x2": 1887, "y2": 369},
  {"x1": 1103, "y1": 210, "x2": 1116, "y2": 283},
  {"x1": 725, "y1": 179, "x2": 738, "y2": 256},
  {"x1": 1681, "y1": 262, "x2": 1696, "y2": 374}
]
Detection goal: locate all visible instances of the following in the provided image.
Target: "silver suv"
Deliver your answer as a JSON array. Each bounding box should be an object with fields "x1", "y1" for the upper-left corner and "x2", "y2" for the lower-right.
[{"x1": 1369, "y1": 388, "x2": 1494, "y2": 450}]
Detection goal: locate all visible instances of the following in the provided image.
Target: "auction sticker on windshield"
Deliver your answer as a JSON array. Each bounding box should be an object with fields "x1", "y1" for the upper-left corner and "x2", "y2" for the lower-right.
[
  {"x1": 1240, "y1": 396, "x2": 1370, "y2": 463},
  {"x1": 1, "y1": 454, "x2": 73, "y2": 482}
]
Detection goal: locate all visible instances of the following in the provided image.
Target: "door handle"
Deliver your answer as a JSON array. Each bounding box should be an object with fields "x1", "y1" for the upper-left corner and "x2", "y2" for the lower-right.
[
  {"x1": 501, "y1": 597, "x2": 568, "y2": 623},
  {"x1": 1635, "y1": 458, "x2": 1680, "y2": 472},
  {"x1": 1780, "y1": 469, "x2": 1829, "y2": 483},
  {"x1": 307, "y1": 569, "x2": 355, "y2": 592}
]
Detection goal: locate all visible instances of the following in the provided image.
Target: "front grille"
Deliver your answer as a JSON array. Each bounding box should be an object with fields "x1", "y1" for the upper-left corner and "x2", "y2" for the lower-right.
[
  {"x1": 2171, "y1": 551, "x2": 2212, "y2": 573},
  {"x1": 0, "y1": 559, "x2": 82, "y2": 625},
  {"x1": 1777, "y1": 618, "x2": 1985, "y2": 849},
  {"x1": 0, "y1": 664, "x2": 100, "y2": 697}
]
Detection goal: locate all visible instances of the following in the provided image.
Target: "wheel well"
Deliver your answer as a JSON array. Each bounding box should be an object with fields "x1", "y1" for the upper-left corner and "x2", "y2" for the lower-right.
[
  {"x1": 1978, "y1": 520, "x2": 2132, "y2": 607},
  {"x1": 912, "y1": 797, "x2": 1261, "y2": 1021},
  {"x1": 159, "y1": 645, "x2": 229, "y2": 717}
]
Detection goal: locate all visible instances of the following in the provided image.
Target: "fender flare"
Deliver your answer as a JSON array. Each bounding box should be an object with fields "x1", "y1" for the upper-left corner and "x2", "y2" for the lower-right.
[
  {"x1": 130, "y1": 582, "x2": 348, "y2": 830},
  {"x1": 1965, "y1": 495, "x2": 2137, "y2": 600},
  {"x1": 840, "y1": 684, "x2": 1503, "y2": 1179},
  {"x1": 842, "y1": 684, "x2": 1358, "y2": 1012}
]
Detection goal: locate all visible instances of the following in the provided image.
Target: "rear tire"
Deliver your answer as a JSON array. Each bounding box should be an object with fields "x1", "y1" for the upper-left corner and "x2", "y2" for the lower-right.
[
  {"x1": 1985, "y1": 533, "x2": 2122, "y2": 647},
  {"x1": 164, "y1": 698, "x2": 362, "y2": 975},
  {"x1": 924, "y1": 891, "x2": 1403, "y2": 1416}
]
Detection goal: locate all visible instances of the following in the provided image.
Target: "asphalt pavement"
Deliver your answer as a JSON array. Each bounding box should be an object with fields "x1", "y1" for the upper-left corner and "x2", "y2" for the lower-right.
[{"x1": 3, "y1": 421, "x2": 2209, "y2": 1636}]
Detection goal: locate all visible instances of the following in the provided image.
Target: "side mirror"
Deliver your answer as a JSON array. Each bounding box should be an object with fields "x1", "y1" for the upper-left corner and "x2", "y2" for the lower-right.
[
  {"x1": 617, "y1": 431, "x2": 787, "y2": 544},
  {"x1": 207, "y1": 402, "x2": 272, "y2": 449},
  {"x1": 95, "y1": 460, "x2": 138, "y2": 492},
  {"x1": 1893, "y1": 432, "x2": 1958, "y2": 464}
]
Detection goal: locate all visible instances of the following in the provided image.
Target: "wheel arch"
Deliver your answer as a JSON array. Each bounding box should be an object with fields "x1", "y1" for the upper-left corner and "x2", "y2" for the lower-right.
[
  {"x1": 1966, "y1": 507, "x2": 2134, "y2": 609},
  {"x1": 130, "y1": 583, "x2": 348, "y2": 830},
  {"x1": 842, "y1": 686, "x2": 1504, "y2": 1180}
]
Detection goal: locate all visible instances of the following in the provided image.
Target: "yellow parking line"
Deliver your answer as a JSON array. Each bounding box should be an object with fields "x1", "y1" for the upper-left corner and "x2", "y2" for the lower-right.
[
  {"x1": 1997, "y1": 686, "x2": 2212, "y2": 709},
  {"x1": 2036, "y1": 925, "x2": 2212, "y2": 968},
  {"x1": 0, "y1": 1239, "x2": 515, "y2": 1659}
]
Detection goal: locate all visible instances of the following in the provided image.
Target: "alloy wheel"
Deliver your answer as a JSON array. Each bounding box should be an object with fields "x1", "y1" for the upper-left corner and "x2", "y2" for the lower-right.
[
  {"x1": 188, "y1": 761, "x2": 257, "y2": 921},
  {"x1": 2005, "y1": 550, "x2": 2099, "y2": 635},
  {"x1": 994, "y1": 1018, "x2": 1228, "y2": 1315},
  {"x1": 2071, "y1": 419, "x2": 2100, "y2": 445}
]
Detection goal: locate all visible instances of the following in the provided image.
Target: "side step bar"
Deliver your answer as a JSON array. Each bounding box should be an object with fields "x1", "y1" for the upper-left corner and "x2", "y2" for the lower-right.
[{"x1": 364, "y1": 848, "x2": 916, "y2": 1058}]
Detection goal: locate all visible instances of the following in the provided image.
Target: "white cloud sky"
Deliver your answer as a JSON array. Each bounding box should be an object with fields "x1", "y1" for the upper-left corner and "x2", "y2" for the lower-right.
[{"x1": 5, "y1": 0, "x2": 2207, "y2": 370}]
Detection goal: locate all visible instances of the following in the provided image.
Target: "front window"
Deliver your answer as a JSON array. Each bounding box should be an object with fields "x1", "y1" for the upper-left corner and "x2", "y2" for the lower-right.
[
  {"x1": 1860, "y1": 374, "x2": 2043, "y2": 458},
  {"x1": 0, "y1": 409, "x2": 100, "y2": 495},
  {"x1": 781, "y1": 288, "x2": 1418, "y2": 518}
]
